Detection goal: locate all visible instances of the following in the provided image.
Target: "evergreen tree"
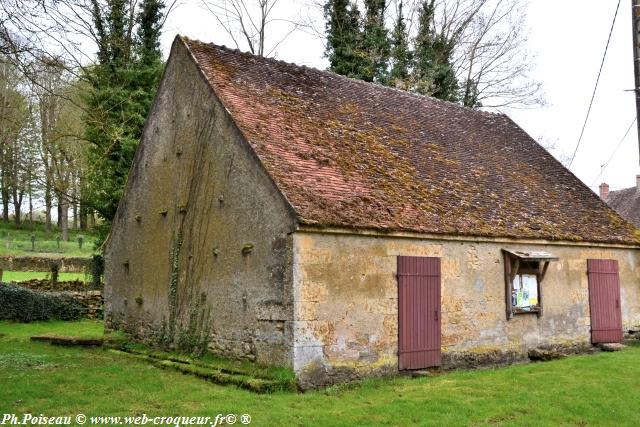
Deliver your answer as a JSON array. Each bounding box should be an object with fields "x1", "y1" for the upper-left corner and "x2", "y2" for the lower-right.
[
  {"x1": 84, "y1": 0, "x2": 164, "y2": 243},
  {"x1": 127, "y1": 0, "x2": 164, "y2": 155},
  {"x1": 412, "y1": 0, "x2": 458, "y2": 102},
  {"x1": 389, "y1": 0, "x2": 411, "y2": 88},
  {"x1": 462, "y1": 78, "x2": 481, "y2": 108},
  {"x1": 361, "y1": 0, "x2": 390, "y2": 83},
  {"x1": 324, "y1": 0, "x2": 364, "y2": 79},
  {"x1": 136, "y1": 0, "x2": 164, "y2": 66}
]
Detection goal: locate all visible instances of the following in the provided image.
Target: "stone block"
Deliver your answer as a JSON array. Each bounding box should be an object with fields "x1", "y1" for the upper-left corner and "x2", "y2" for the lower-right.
[{"x1": 598, "y1": 343, "x2": 626, "y2": 352}]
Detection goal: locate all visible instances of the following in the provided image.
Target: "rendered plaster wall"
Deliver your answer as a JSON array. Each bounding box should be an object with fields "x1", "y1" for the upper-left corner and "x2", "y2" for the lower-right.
[
  {"x1": 104, "y1": 39, "x2": 296, "y2": 366},
  {"x1": 292, "y1": 231, "x2": 640, "y2": 387}
]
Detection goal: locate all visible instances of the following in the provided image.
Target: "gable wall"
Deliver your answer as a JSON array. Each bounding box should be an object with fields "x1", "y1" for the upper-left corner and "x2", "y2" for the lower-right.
[
  {"x1": 104, "y1": 40, "x2": 296, "y2": 366},
  {"x1": 292, "y1": 231, "x2": 640, "y2": 388}
]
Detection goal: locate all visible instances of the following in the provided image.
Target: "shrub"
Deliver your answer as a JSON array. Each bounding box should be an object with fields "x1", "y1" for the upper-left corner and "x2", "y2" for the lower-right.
[{"x1": 0, "y1": 283, "x2": 84, "y2": 322}]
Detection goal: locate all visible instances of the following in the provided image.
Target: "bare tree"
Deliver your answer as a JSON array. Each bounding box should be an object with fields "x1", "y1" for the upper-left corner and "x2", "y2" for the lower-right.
[
  {"x1": 400, "y1": 0, "x2": 543, "y2": 108},
  {"x1": 50, "y1": 84, "x2": 86, "y2": 240},
  {"x1": 30, "y1": 59, "x2": 87, "y2": 239},
  {"x1": 10, "y1": 103, "x2": 40, "y2": 227},
  {"x1": 0, "y1": 57, "x2": 29, "y2": 224},
  {"x1": 303, "y1": 0, "x2": 542, "y2": 109},
  {"x1": 200, "y1": 0, "x2": 302, "y2": 57},
  {"x1": 0, "y1": 0, "x2": 94, "y2": 86},
  {"x1": 0, "y1": 0, "x2": 179, "y2": 98},
  {"x1": 2, "y1": 0, "x2": 178, "y2": 234},
  {"x1": 32, "y1": 58, "x2": 67, "y2": 231},
  {"x1": 453, "y1": 0, "x2": 543, "y2": 108}
]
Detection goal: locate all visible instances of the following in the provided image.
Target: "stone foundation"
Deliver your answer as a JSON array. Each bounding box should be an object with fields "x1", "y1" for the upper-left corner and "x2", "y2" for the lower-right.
[
  {"x1": 624, "y1": 326, "x2": 640, "y2": 340},
  {"x1": 297, "y1": 359, "x2": 397, "y2": 391},
  {"x1": 296, "y1": 341, "x2": 602, "y2": 390},
  {"x1": 443, "y1": 342, "x2": 595, "y2": 369}
]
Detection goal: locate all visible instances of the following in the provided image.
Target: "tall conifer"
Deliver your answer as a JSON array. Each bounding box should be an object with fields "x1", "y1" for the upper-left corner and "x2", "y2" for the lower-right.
[
  {"x1": 412, "y1": 0, "x2": 458, "y2": 101},
  {"x1": 324, "y1": 0, "x2": 363, "y2": 78},
  {"x1": 389, "y1": 0, "x2": 411, "y2": 88},
  {"x1": 84, "y1": 0, "x2": 165, "y2": 243},
  {"x1": 361, "y1": 0, "x2": 389, "y2": 83}
]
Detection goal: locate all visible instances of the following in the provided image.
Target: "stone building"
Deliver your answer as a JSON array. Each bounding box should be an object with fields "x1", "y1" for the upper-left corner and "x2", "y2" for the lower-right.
[
  {"x1": 599, "y1": 177, "x2": 640, "y2": 228},
  {"x1": 105, "y1": 36, "x2": 640, "y2": 388}
]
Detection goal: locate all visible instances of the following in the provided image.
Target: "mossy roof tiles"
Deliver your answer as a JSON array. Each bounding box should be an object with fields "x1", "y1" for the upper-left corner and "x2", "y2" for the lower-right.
[{"x1": 180, "y1": 36, "x2": 640, "y2": 245}]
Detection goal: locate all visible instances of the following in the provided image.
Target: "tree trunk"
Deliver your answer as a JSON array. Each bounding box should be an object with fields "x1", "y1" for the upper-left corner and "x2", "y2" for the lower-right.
[
  {"x1": 57, "y1": 203, "x2": 62, "y2": 228},
  {"x1": 72, "y1": 201, "x2": 78, "y2": 230},
  {"x1": 79, "y1": 174, "x2": 87, "y2": 230},
  {"x1": 60, "y1": 196, "x2": 69, "y2": 241},
  {"x1": 1, "y1": 188, "x2": 8, "y2": 223},
  {"x1": 72, "y1": 178, "x2": 78, "y2": 230},
  {"x1": 13, "y1": 200, "x2": 21, "y2": 227},
  {"x1": 1, "y1": 169, "x2": 9, "y2": 224},
  {"x1": 79, "y1": 202, "x2": 87, "y2": 230},
  {"x1": 45, "y1": 184, "x2": 52, "y2": 231},
  {"x1": 28, "y1": 180, "x2": 33, "y2": 223},
  {"x1": 89, "y1": 209, "x2": 96, "y2": 228},
  {"x1": 12, "y1": 190, "x2": 22, "y2": 228}
]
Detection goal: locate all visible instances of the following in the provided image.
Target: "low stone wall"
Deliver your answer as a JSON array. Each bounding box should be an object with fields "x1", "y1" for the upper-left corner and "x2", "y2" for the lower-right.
[
  {"x1": 16, "y1": 279, "x2": 99, "y2": 292},
  {"x1": 0, "y1": 256, "x2": 91, "y2": 273},
  {"x1": 64, "y1": 290, "x2": 103, "y2": 319},
  {"x1": 14, "y1": 278, "x2": 104, "y2": 319},
  {"x1": 28, "y1": 289, "x2": 103, "y2": 319},
  {"x1": 0, "y1": 283, "x2": 103, "y2": 321}
]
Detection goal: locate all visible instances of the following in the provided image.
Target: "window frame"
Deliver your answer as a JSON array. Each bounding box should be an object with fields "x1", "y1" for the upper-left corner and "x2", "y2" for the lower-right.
[{"x1": 502, "y1": 250, "x2": 558, "y2": 320}]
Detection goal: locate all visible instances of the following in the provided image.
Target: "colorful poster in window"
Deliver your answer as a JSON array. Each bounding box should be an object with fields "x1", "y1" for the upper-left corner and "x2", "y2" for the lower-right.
[{"x1": 512, "y1": 274, "x2": 538, "y2": 309}]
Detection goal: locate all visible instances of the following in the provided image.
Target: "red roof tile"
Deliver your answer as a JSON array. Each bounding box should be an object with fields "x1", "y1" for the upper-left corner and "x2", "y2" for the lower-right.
[{"x1": 180, "y1": 36, "x2": 640, "y2": 245}]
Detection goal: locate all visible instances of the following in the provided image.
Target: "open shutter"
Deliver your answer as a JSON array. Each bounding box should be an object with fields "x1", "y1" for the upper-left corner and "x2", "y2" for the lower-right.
[
  {"x1": 397, "y1": 256, "x2": 441, "y2": 370},
  {"x1": 587, "y1": 259, "x2": 623, "y2": 343}
]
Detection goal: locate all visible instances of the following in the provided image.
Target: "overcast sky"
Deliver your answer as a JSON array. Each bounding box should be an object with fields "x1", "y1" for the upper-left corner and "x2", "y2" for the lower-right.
[{"x1": 160, "y1": 0, "x2": 640, "y2": 194}]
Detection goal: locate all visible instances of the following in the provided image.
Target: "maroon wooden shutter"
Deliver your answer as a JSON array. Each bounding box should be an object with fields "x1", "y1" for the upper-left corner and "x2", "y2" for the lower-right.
[
  {"x1": 397, "y1": 256, "x2": 441, "y2": 370},
  {"x1": 587, "y1": 259, "x2": 623, "y2": 343}
]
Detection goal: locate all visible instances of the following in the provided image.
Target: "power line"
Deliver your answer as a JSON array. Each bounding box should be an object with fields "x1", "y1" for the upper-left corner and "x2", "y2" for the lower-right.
[
  {"x1": 590, "y1": 116, "x2": 637, "y2": 186},
  {"x1": 568, "y1": 0, "x2": 621, "y2": 169}
]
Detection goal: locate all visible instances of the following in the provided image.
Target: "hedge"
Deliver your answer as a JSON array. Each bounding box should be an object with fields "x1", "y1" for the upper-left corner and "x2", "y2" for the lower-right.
[{"x1": 0, "y1": 283, "x2": 84, "y2": 322}]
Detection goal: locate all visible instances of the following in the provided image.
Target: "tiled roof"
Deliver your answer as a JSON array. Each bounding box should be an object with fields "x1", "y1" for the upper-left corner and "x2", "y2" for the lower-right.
[
  {"x1": 180, "y1": 36, "x2": 640, "y2": 245},
  {"x1": 607, "y1": 187, "x2": 640, "y2": 228}
]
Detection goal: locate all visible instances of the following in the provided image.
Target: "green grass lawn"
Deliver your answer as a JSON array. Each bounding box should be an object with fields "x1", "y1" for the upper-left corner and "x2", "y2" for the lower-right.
[
  {"x1": 1, "y1": 320, "x2": 639, "y2": 426},
  {"x1": 0, "y1": 221, "x2": 97, "y2": 257},
  {"x1": 3, "y1": 271, "x2": 88, "y2": 282}
]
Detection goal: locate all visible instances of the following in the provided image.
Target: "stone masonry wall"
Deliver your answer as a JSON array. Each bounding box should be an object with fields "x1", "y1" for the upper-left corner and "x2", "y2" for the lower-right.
[
  {"x1": 292, "y1": 231, "x2": 640, "y2": 388},
  {"x1": 104, "y1": 39, "x2": 296, "y2": 366},
  {"x1": 0, "y1": 256, "x2": 90, "y2": 273}
]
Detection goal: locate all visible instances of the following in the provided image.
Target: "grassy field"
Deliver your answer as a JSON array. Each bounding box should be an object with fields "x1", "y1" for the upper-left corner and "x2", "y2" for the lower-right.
[
  {"x1": 2, "y1": 271, "x2": 88, "y2": 282},
  {"x1": 1, "y1": 321, "x2": 639, "y2": 426},
  {"x1": 0, "y1": 221, "x2": 97, "y2": 257}
]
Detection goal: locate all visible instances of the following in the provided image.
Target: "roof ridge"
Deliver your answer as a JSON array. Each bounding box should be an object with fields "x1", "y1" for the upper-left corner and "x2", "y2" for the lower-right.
[
  {"x1": 609, "y1": 186, "x2": 637, "y2": 195},
  {"x1": 179, "y1": 35, "x2": 502, "y2": 118}
]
